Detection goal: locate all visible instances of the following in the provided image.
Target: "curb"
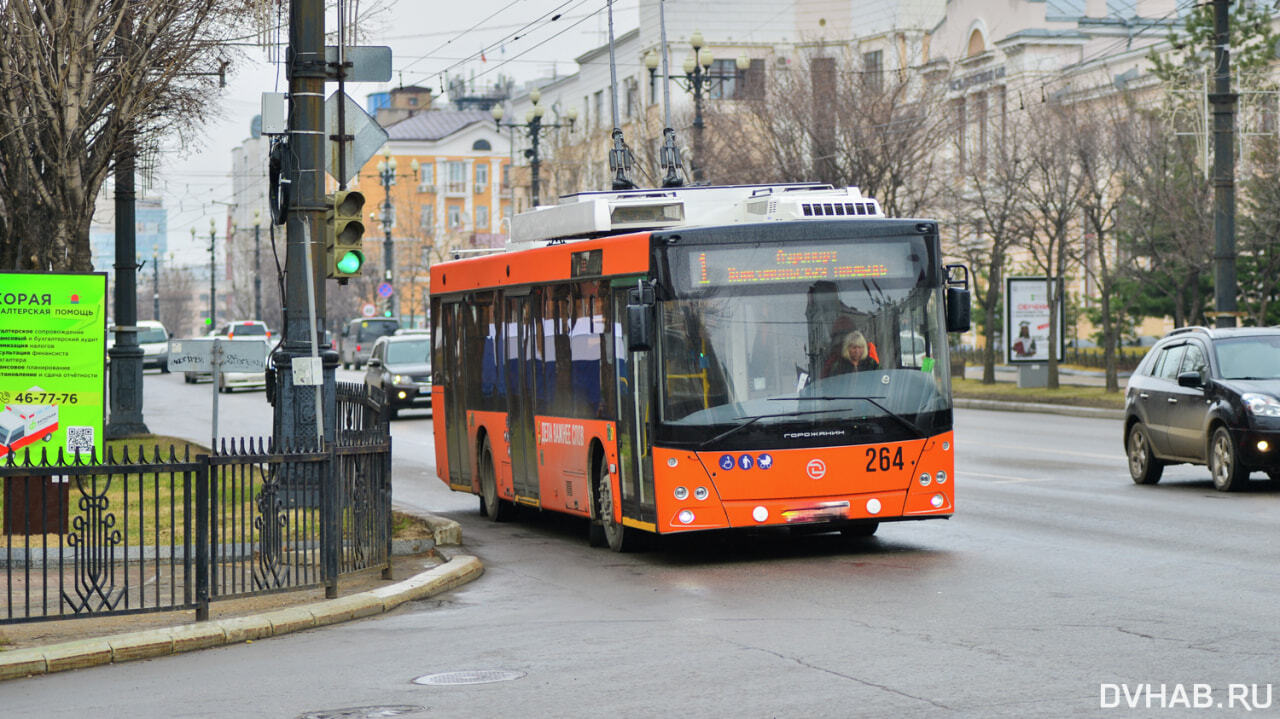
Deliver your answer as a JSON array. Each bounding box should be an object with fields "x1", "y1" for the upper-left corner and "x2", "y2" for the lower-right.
[
  {"x1": 0, "y1": 554, "x2": 484, "y2": 682},
  {"x1": 955, "y1": 398, "x2": 1124, "y2": 420}
]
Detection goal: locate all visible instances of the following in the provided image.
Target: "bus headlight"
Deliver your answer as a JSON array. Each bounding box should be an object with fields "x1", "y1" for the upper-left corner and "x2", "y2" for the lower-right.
[
  {"x1": 678, "y1": 510, "x2": 695, "y2": 524},
  {"x1": 919, "y1": 473, "x2": 932, "y2": 487},
  {"x1": 866, "y1": 498, "x2": 882, "y2": 515},
  {"x1": 674, "y1": 486, "x2": 688, "y2": 500},
  {"x1": 694, "y1": 486, "x2": 708, "y2": 500},
  {"x1": 931, "y1": 494, "x2": 946, "y2": 508},
  {"x1": 936, "y1": 470, "x2": 947, "y2": 484},
  {"x1": 752, "y1": 506, "x2": 768, "y2": 522}
]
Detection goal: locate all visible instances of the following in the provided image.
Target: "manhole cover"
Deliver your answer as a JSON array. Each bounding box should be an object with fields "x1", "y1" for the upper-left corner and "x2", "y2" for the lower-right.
[
  {"x1": 412, "y1": 670, "x2": 526, "y2": 686},
  {"x1": 297, "y1": 707, "x2": 423, "y2": 719}
]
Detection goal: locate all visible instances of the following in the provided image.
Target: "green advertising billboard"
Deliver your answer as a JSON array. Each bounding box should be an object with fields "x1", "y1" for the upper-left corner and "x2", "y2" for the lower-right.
[{"x1": 0, "y1": 272, "x2": 107, "y2": 460}]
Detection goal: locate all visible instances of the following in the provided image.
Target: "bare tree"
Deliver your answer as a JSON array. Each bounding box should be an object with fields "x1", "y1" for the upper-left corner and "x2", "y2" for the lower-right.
[
  {"x1": 945, "y1": 110, "x2": 1034, "y2": 383},
  {"x1": 704, "y1": 44, "x2": 950, "y2": 216},
  {"x1": 0, "y1": 1, "x2": 250, "y2": 272},
  {"x1": 1016, "y1": 102, "x2": 1088, "y2": 389}
]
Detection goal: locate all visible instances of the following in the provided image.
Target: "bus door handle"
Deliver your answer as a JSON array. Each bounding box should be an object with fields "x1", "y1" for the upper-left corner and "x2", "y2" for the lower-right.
[{"x1": 1139, "y1": 392, "x2": 1149, "y2": 400}]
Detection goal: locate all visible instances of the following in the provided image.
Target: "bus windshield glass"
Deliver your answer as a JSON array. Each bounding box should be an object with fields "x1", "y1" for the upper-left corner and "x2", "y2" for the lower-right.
[{"x1": 659, "y1": 237, "x2": 951, "y2": 446}]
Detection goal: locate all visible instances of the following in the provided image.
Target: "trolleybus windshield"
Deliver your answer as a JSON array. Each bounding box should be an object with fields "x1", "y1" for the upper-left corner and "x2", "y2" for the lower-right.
[{"x1": 658, "y1": 235, "x2": 951, "y2": 448}]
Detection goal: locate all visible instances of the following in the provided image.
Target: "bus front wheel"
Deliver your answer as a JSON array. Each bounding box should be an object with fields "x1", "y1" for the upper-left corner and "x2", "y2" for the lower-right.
[{"x1": 596, "y1": 462, "x2": 636, "y2": 552}]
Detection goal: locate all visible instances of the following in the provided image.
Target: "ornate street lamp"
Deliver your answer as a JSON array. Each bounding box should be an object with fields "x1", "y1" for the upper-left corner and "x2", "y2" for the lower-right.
[
  {"x1": 645, "y1": 33, "x2": 750, "y2": 183},
  {"x1": 492, "y1": 88, "x2": 577, "y2": 208}
]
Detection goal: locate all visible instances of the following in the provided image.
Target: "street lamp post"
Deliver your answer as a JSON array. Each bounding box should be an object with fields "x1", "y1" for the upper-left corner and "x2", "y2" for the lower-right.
[
  {"x1": 375, "y1": 151, "x2": 420, "y2": 321},
  {"x1": 491, "y1": 88, "x2": 577, "y2": 208},
  {"x1": 208, "y1": 219, "x2": 217, "y2": 331},
  {"x1": 644, "y1": 33, "x2": 750, "y2": 183},
  {"x1": 253, "y1": 211, "x2": 262, "y2": 321},
  {"x1": 152, "y1": 244, "x2": 160, "y2": 322}
]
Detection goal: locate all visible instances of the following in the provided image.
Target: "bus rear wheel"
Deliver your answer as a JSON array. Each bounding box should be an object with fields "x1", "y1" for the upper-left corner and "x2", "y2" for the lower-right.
[
  {"x1": 596, "y1": 462, "x2": 636, "y2": 552},
  {"x1": 479, "y1": 437, "x2": 512, "y2": 521}
]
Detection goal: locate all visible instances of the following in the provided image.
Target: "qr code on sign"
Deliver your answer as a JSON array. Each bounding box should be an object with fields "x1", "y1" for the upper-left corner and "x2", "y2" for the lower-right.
[{"x1": 66, "y1": 426, "x2": 94, "y2": 454}]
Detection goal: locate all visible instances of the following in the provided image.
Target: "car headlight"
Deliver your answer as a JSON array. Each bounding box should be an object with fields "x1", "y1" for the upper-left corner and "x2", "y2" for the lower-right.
[
  {"x1": 393, "y1": 374, "x2": 403, "y2": 384},
  {"x1": 1243, "y1": 393, "x2": 1280, "y2": 417}
]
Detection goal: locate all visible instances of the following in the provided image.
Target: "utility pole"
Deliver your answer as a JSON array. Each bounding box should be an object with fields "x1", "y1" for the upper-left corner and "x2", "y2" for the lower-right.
[
  {"x1": 273, "y1": 0, "x2": 336, "y2": 448},
  {"x1": 1210, "y1": 0, "x2": 1237, "y2": 328},
  {"x1": 152, "y1": 244, "x2": 160, "y2": 322}
]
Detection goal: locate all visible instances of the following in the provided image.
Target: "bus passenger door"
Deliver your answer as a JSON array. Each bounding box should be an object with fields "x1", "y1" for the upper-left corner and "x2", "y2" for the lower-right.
[
  {"x1": 441, "y1": 301, "x2": 470, "y2": 487},
  {"x1": 506, "y1": 292, "x2": 540, "y2": 500},
  {"x1": 613, "y1": 289, "x2": 654, "y2": 523}
]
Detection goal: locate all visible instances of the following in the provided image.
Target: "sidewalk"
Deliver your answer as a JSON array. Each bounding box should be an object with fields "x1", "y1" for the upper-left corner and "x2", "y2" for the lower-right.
[{"x1": 0, "y1": 511, "x2": 482, "y2": 681}]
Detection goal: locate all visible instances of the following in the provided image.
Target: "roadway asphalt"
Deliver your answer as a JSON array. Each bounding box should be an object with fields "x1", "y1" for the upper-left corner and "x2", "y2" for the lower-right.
[{"x1": 0, "y1": 367, "x2": 1126, "y2": 682}]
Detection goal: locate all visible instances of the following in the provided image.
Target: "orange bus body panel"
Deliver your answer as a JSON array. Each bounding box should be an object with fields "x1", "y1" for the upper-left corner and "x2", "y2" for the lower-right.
[
  {"x1": 429, "y1": 232, "x2": 652, "y2": 294},
  {"x1": 432, "y1": 386, "x2": 451, "y2": 486},
  {"x1": 468, "y1": 409, "x2": 515, "y2": 500},
  {"x1": 532, "y1": 416, "x2": 619, "y2": 517},
  {"x1": 649, "y1": 432, "x2": 954, "y2": 534}
]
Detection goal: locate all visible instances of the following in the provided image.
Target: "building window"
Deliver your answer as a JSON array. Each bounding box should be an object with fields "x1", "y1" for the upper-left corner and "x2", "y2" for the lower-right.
[
  {"x1": 502, "y1": 164, "x2": 511, "y2": 189},
  {"x1": 448, "y1": 205, "x2": 461, "y2": 229},
  {"x1": 446, "y1": 162, "x2": 466, "y2": 194},
  {"x1": 625, "y1": 77, "x2": 638, "y2": 118},
  {"x1": 476, "y1": 163, "x2": 489, "y2": 186},
  {"x1": 476, "y1": 206, "x2": 489, "y2": 229},
  {"x1": 472, "y1": 139, "x2": 492, "y2": 151},
  {"x1": 708, "y1": 59, "x2": 739, "y2": 100},
  {"x1": 593, "y1": 91, "x2": 604, "y2": 125},
  {"x1": 863, "y1": 50, "x2": 883, "y2": 93},
  {"x1": 418, "y1": 164, "x2": 434, "y2": 192},
  {"x1": 420, "y1": 204, "x2": 434, "y2": 232}
]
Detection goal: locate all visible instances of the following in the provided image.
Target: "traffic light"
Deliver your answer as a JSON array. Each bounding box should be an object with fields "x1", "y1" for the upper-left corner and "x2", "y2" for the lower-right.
[{"x1": 325, "y1": 190, "x2": 366, "y2": 279}]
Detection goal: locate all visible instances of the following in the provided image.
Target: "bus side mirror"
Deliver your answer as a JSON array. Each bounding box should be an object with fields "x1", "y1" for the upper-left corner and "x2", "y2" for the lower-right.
[
  {"x1": 944, "y1": 264, "x2": 971, "y2": 333},
  {"x1": 627, "y1": 304, "x2": 654, "y2": 352},
  {"x1": 627, "y1": 281, "x2": 656, "y2": 352},
  {"x1": 946, "y1": 287, "x2": 971, "y2": 333}
]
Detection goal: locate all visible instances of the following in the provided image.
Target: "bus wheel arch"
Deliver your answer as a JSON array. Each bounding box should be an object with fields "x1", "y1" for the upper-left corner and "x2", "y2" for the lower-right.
[
  {"x1": 592, "y1": 443, "x2": 638, "y2": 552},
  {"x1": 478, "y1": 431, "x2": 512, "y2": 521},
  {"x1": 587, "y1": 441, "x2": 607, "y2": 547}
]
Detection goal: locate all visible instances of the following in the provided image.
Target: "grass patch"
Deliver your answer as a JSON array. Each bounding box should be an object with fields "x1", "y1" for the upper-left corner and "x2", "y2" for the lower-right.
[
  {"x1": 952, "y1": 377, "x2": 1126, "y2": 410},
  {"x1": 392, "y1": 511, "x2": 433, "y2": 540}
]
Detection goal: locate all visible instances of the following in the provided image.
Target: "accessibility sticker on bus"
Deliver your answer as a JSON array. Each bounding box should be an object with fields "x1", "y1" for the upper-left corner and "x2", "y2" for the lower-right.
[{"x1": 0, "y1": 272, "x2": 107, "y2": 459}]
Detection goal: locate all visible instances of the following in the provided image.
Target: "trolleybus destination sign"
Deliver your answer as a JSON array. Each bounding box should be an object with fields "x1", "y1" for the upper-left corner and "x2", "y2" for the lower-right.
[{"x1": 0, "y1": 272, "x2": 107, "y2": 459}]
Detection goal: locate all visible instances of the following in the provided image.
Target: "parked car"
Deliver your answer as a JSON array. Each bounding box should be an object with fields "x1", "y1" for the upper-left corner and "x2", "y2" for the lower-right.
[
  {"x1": 183, "y1": 321, "x2": 273, "y2": 391},
  {"x1": 1124, "y1": 326, "x2": 1280, "y2": 491},
  {"x1": 340, "y1": 317, "x2": 399, "y2": 369},
  {"x1": 105, "y1": 321, "x2": 171, "y2": 372},
  {"x1": 363, "y1": 335, "x2": 431, "y2": 418}
]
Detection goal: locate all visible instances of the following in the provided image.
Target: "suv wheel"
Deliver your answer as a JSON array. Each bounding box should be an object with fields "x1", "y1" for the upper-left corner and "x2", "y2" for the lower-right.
[
  {"x1": 1208, "y1": 426, "x2": 1248, "y2": 492},
  {"x1": 1126, "y1": 423, "x2": 1164, "y2": 485}
]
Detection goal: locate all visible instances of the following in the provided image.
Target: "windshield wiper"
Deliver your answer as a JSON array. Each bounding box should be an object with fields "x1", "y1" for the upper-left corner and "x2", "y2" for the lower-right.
[
  {"x1": 768, "y1": 394, "x2": 926, "y2": 438},
  {"x1": 697, "y1": 409, "x2": 847, "y2": 449}
]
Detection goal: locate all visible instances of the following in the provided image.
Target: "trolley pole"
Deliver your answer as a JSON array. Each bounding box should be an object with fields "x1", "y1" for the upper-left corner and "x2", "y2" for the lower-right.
[{"x1": 273, "y1": 0, "x2": 336, "y2": 448}]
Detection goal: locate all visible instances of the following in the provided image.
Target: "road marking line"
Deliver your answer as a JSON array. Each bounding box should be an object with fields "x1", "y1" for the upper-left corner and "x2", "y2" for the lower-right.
[
  {"x1": 984, "y1": 442, "x2": 1116, "y2": 461},
  {"x1": 964, "y1": 470, "x2": 1057, "y2": 484}
]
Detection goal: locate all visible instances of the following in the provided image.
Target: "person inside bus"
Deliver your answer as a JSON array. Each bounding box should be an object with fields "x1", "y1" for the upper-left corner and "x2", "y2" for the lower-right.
[{"x1": 822, "y1": 329, "x2": 879, "y2": 376}]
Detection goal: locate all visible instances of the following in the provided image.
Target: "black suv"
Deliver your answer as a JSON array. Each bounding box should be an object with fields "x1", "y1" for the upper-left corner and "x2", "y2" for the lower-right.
[
  {"x1": 363, "y1": 335, "x2": 432, "y2": 418},
  {"x1": 1124, "y1": 326, "x2": 1280, "y2": 491}
]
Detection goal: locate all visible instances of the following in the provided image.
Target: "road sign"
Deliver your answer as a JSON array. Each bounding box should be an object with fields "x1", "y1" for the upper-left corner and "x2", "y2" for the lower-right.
[
  {"x1": 325, "y1": 91, "x2": 389, "y2": 185},
  {"x1": 325, "y1": 46, "x2": 393, "y2": 83},
  {"x1": 377, "y1": 282, "x2": 394, "y2": 298},
  {"x1": 167, "y1": 338, "x2": 269, "y2": 373},
  {"x1": 362, "y1": 303, "x2": 376, "y2": 317}
]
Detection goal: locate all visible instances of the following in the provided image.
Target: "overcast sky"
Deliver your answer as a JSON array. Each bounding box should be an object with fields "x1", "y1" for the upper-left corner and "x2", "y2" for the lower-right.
[{"x1": 154, "y1": 0, "x2": 639, "y2": 267}]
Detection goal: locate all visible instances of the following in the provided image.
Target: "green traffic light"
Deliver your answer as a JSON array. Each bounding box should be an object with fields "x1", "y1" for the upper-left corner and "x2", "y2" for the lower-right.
[
  {"x1": 204, "y1": 317, "x2": 212, "y2": 325},
  {"x1": 336, "y1": 250, "x2": 363, "y2": 275}
]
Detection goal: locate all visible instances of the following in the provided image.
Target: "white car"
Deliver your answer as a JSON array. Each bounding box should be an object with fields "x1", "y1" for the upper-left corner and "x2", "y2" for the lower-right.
[
  {"x1": 183, "y1": 322, "x2": 274, "y2": 392},
  {"x1": 106, "y1": 320, "x2": 171, "y2": 372}
]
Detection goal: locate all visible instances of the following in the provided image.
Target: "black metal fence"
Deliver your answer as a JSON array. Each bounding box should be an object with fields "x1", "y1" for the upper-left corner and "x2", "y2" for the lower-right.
[{"x1": 0, "y1": 382, "x2": 391, "y2": 625}]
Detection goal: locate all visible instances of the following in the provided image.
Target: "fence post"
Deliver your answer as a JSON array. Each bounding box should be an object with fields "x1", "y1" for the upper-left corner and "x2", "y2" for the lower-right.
[
  {"x1": 321, "y1": 442, "x2": 339, "y2": 599},
  {"x1": 195, "y1": 454, "x2": 210, "y2": 621},
  {"x1": 383, "y1": 433, "x2": 393, "y2": 580}
]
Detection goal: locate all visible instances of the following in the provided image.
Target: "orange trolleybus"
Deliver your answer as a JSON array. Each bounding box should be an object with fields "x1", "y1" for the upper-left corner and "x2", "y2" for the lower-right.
[{"x1": 429, "y1": 183, "x2": 970, "y2": 551}]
